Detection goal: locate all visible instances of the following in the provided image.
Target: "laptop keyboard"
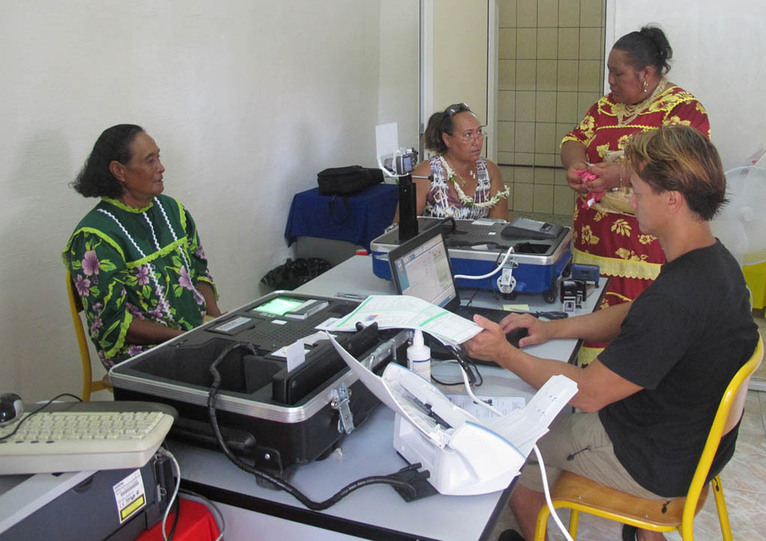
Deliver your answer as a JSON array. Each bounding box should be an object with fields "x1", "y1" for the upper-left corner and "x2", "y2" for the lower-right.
[{"x1": 454, "y1": 305, "x2": 508, "y2": 323}]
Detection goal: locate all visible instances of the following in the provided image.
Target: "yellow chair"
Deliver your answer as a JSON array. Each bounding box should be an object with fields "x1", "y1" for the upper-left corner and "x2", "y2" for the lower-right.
[
  {"x1": 66, "y1": 271, "x2": 110, "y2": 401},
  {"x1": 535, "y1": 336, "x2": 764, "y2": 541}
]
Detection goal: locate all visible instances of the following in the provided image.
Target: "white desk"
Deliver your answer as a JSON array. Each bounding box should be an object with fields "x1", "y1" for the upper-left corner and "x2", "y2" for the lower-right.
[
  {"x1": 172, "y1": 404, "x2": 514, "y2": 540},
  {"x1": 296, "y1": 255, "x2": 606, "y2": 364},
  {"x1": 171, "y1": 256, "x2": 606, "y2": 540}
]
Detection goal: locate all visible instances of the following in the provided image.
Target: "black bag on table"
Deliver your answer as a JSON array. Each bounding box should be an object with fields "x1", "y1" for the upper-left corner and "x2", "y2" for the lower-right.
[
  {"x1": 261, "y1": 258, "x2": 332, "y2": 291},
  {"x1": 317, "y1": 165, "x2": 383, "y2": 195}
]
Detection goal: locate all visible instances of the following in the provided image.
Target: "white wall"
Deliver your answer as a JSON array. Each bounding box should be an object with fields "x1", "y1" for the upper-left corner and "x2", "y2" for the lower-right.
[
  {"x1": 5, "y1": 0, "x2": 762, "y2": 401},
  {"x1": 607, "y1": 0, "x2": 766, "y2": 170},
  {"x1": 0, "y1": 1, "x2": 418, "y2": 401},
  {"x1": 431, "y1": 0, "x2": 489, "y2": 128},
  {"x1": 378, "y1": 2, "x2": 421, "y2": 150}
]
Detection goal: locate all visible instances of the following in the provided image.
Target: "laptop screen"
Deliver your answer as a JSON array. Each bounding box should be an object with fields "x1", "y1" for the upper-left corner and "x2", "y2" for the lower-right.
[{"x1": 388, "y1": 224, "x2": 460, "y2": 312}]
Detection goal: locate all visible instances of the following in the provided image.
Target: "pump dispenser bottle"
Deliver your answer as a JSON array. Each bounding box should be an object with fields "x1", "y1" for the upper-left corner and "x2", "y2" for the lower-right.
[{"x1": 407, "y1": 329, "x2": 431, "y2": 380}]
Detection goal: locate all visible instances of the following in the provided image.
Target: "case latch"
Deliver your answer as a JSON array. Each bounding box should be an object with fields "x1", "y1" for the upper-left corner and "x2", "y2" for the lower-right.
[{"x1": 331, "y1": 383, "x2": 355, "y2": 434}]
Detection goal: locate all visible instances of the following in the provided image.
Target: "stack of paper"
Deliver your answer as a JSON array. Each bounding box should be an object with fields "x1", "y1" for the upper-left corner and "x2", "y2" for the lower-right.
[{"x1": 328, "y1": 295, "x2": 481, "y2": 345}]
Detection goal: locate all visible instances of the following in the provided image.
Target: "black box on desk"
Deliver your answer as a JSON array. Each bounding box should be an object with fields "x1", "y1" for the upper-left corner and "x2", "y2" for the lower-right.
[{"x1": 109, "y1": 292, "x2": 408, "y2": 477}]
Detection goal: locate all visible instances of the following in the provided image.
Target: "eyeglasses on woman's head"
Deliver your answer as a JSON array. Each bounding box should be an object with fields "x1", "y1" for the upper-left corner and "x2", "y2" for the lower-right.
[{"x1": 445, "y1": 102, "x2": 472, "y2": 117}]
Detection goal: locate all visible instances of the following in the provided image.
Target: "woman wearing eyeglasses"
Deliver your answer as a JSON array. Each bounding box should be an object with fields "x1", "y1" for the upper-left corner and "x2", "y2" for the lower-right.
[{"x1": 394, "y1": 103, "x2": 509, "y2": 222}]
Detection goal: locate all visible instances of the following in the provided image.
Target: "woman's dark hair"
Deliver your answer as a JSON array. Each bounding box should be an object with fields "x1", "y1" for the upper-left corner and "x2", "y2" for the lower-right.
[
  {"x1": 613, "y1": 25, "x2": 673, "y2": 75},
  {"x1": 423, "y1": 103, "x2": 474, "y2": 153},
  {"x1": 71, "y1": 124, "x2": 144, "y2": 198}
]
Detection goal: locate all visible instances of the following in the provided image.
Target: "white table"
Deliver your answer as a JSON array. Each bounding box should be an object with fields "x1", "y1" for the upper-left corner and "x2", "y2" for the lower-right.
[
  {"x1": 171, "y1": 256, "x2": 606, "y2": 540},
  {"x1": 296, "y1": 255, "x2": 607, "y2": 364},
  {"x1": 172, "y1": 404, "x2": 514, "y2": 540}
]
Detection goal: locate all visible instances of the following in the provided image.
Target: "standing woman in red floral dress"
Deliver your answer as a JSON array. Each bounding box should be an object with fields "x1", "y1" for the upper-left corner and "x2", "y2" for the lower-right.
[{"x1": 561, "y1": 25, "x2": 710, "y2": 364}]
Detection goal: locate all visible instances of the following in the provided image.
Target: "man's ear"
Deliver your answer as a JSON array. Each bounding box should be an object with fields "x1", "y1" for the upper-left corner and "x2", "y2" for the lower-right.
[
  {"x1": 666, "y1": 190, "x2": 683, "y2": 213},
  {"x1": 109, "y1": 160, "x2": 126, "y2": 182}
]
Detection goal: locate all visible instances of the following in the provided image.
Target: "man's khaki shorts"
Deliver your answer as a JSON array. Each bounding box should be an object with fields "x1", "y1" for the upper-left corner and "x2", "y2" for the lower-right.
[{"x1": 517, "y1": 411, "x2": 663, "y2": 499}]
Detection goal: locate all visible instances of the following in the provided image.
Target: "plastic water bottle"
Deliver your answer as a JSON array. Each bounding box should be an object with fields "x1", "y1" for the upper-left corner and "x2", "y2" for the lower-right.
[{"x1": 407, "y1": 329, "x2": 431, "y2": 381}]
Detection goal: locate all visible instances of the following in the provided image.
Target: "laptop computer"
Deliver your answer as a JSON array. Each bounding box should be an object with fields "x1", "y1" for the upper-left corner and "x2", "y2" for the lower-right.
[
  {"x1": 388, "y1": 223, "x2": 529, "y2": 362},
  {"x1": 387, "y1": 223, "x2": 516, "y2": 325}
]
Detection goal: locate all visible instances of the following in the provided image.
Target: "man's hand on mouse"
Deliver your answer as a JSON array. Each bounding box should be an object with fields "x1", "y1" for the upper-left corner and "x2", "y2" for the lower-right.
[
  {"x1": 463, "y1": 314, "x2": 514, "y2": 364},
  {"x1": 500, "y1": 312, "x2": 550, "y2": 346},
  {"x1": 463, "y1": 312, "x2": 551, "y2": 365}
]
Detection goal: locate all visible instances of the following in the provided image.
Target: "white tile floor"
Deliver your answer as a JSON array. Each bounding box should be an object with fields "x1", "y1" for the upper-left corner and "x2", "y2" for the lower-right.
[{"x1": 490, "y1": 315, "x2": 766, "y2": 540}]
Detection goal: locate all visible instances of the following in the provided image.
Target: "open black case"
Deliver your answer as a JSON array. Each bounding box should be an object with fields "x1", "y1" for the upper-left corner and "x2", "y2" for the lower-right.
[{"x1": 109, "y1": 291, "x2": 410, "y2": 477}]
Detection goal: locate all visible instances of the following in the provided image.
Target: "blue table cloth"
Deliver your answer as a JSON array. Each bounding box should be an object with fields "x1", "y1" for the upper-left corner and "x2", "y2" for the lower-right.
[{"x1": 284, "y1": 183, "x2": 398, "y2": 250}]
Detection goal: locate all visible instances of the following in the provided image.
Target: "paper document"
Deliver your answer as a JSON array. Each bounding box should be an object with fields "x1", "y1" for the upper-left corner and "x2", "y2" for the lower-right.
[
  {"x1": 328, "y1": 295, "x2": 482, "y2": 345},
  {"x1": 271, "y1": 331, "x2": 333, "y2": 372},
  {"x1": 484, "y1": 375, "x2": 578, "y2": 456}
]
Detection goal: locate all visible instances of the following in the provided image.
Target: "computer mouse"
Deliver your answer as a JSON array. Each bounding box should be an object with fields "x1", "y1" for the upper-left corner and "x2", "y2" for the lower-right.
[
  {"x1": 0, "y1": 392, "x2": 23, "y2": 426},
  {"x1": 506, "y1": 327, "x2": 529, "y2": 348}
]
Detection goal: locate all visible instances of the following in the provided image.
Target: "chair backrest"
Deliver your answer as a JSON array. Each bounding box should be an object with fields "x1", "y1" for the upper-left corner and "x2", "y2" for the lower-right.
[
  {"x1": 683, "y1": 335, "x2": 764, "y2": 526},
  {"x1": 66, "y1": 271, "x2": 109, "y2": 401}
]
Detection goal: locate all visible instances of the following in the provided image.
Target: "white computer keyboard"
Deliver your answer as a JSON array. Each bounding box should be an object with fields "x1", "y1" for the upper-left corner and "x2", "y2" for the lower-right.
[{"x1": 0, "y1": 404, "x2": 175, "y2": 475}]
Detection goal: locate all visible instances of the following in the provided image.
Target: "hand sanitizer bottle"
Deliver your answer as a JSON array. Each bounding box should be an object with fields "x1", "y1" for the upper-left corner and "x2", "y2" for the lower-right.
[{"x1": 407, "y1": 329, "x2": 431, "y2": 381}]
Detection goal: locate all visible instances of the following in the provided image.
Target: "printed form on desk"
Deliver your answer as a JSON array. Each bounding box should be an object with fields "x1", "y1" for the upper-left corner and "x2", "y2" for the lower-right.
[{"x1": 326, "y1": 294, "x2": 482, "y2": 345}]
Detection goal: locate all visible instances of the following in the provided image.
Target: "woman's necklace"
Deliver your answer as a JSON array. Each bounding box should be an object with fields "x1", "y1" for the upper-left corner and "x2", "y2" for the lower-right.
[
  {"x1": 441, "y1": 156, "x2": 476, "y2": 186},
  {"x1": 439, "y1": 156, "x2": 509, "y2": 209},
  {"x1": 614, "y1": 77, "x2": 668, "y2": 126},
  {"x1": 97, "y1": 197, "x2": 202, "y2": 321}
]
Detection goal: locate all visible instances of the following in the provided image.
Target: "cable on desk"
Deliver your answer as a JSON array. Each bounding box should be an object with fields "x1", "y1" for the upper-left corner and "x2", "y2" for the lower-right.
[
  {"x1": 453, "y1": 244, "x2": 515, "y2": 281},
  {"x1": 453, "y1": 348, "x2": 482, "y2": 387},
  {"x1": 532, "y1": 310, "x2": 568, "y2": 320},
  {"x1": 460, "y1": 288, "x2": 481, "y2": 308},
  {"x1": 206, "y1": 342, "x2": 418, "y2": 510},
  {"x1": 169, "y1": 497, "x2": 182, "y2": 540},
  {"x1": 0, "y1": 393, "x2": 82, "y2": 442},
  {"x1": 430, "y1": 359, "x2": 485, "y2": 390}
]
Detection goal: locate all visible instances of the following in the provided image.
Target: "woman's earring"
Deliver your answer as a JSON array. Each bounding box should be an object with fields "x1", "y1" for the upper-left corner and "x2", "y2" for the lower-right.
[{"x1": 642, "y1": 80, "x2": 648, "y2": 93}]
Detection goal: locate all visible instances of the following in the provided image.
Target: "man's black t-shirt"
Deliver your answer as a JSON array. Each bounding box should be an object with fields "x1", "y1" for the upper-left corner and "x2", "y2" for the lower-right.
[{"x1": 598, "y1": 241, "x2": 758, "y2": 497}]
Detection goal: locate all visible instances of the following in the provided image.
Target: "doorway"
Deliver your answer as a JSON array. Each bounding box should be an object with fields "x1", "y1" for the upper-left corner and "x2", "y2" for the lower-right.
[{"x1": 496, "y1": 0, "x2": 606, "y2": 217}]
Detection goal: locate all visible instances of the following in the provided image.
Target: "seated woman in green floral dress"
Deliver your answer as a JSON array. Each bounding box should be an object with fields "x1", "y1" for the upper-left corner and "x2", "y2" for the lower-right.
[{"x1": 63, "y1": 124, "x2": 222, "y2": 369}]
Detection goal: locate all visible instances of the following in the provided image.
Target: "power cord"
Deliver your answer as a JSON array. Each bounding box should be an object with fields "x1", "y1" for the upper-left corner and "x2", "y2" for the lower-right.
[
  {"x1": 156, "y1": 446, "x2": 226, "y2": 541},
  {"x1": 460, "y1": 287, "x2": 481, "y2": 308},
  {"x1": 460, "y1": 385, "x2": 573, "y2": 541},
  {"x1": 431, "y1": 355, "x2": 483, "y2": 387},
  {"x1": 0, "y1": 393, "x2": 82, "y2": 442},
  {"x1": 533, "y1": 444, "x2": 574, "y2": 541},
  {"x1": 157, "y1": 447, "x2": 182, "y2": 541},
  {"x1": 164, "y1": 489, "x2": 181, "y2": 541},
  {"x1": 451, "y1": 347, "x2": 482, "y2": 386},
  {"x1": 206, "y1": 342, "x2": 419, "y2": 510},
  {"x1": 454, "y1": 244, "x2": 515, "y2": 282}
]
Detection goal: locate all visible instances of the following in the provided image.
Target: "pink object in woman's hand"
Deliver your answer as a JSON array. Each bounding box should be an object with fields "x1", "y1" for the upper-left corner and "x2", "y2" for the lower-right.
[
  {"x1": 574, "y1": 169, "x2": 598, "y2": 182},
  {"x1": 574, "y1": 169, "x2": 604, "y2": 208},
  {"x1": 580, "y1": 190, "x2": 605, "y2": 209}
]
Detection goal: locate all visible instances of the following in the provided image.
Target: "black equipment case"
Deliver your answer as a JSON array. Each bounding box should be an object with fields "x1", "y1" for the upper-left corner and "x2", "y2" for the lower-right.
[{"x1": 109, "y1": 292, "x2": 409, "y2": 477}]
